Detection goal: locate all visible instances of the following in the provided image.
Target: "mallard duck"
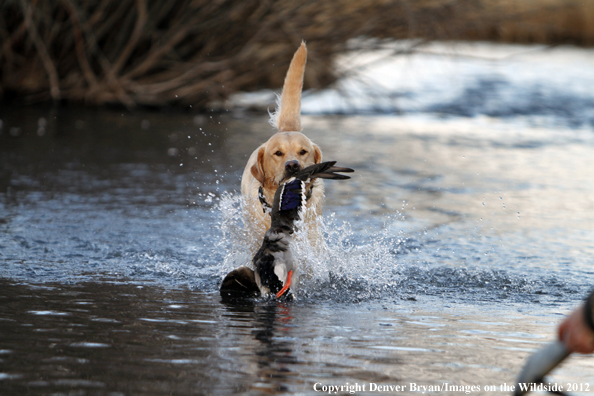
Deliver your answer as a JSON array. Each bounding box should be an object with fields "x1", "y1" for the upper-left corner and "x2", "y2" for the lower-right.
[
  {"x1": 220, "y1": 161, "x2": 353, "y2": 300},
  {"x1": 253, "y1": 161, "x2": 353, "y2": 299}
]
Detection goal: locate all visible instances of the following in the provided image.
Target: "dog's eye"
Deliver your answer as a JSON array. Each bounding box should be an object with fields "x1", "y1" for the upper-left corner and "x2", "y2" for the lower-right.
[
  {"x1": 299, "y1": 149, "x2": 307, "y2": 155},
  {"x1": 274, "y1": 150, "x2": 283, "y2": 156}
]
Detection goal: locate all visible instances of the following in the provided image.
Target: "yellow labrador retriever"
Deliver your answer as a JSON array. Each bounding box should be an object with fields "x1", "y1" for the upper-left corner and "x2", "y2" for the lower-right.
[{"x1": 241, "y1": 42, "x2": 324, "y2": 247}]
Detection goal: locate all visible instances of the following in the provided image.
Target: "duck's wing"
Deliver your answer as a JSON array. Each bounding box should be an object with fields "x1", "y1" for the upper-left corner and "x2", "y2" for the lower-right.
[
  {"x1": 293, "y1": 161, "x2": 354, "y2": 182},
  {"x1": 272, "y1": 161, "x2": 355, "y2": 221},
  {"x1": 278, "y1": 179, "x2": 305, "y2": 212}
]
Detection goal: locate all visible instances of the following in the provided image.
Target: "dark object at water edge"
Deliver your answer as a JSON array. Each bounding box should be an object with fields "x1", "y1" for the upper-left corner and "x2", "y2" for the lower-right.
[{"x1": 220, "y1": 266, "x2": 260, "y2": 299}]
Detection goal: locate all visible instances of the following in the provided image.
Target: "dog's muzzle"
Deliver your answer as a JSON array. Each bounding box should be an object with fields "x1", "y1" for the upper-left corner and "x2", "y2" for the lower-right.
[{"x1": 284, "y1": 160, "x2": 300, "y2": 173}]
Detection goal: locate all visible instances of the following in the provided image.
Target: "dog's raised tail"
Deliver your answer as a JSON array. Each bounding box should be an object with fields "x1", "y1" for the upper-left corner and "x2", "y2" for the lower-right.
[{"x1": 270, "y1": 41, "x2": 307, "y2": 132}]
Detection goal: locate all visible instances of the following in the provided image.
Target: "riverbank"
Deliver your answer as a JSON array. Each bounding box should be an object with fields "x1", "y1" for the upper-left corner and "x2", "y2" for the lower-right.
[{"x1": 2, "y1": 0, "x2": 594, "y2": 108}]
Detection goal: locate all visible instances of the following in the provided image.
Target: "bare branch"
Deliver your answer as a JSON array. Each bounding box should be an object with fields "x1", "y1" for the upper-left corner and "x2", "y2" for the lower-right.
[
  {"x1": 19, "y1": 0, "x2": 61, "y2": 100},
  {"x1": 60, "y1": 0, "x2": 99, "y2": 90}
]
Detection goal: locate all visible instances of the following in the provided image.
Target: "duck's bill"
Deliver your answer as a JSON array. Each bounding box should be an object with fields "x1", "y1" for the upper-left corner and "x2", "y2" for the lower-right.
[{"x1": 514, "y1": 341, "x2": 571, "y2": 396}]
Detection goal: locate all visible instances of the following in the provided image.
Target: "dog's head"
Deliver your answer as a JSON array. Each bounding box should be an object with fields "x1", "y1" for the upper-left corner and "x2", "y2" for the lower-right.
[{"x1": 251, "y1": 131, "x2": 322, "y2": 190}]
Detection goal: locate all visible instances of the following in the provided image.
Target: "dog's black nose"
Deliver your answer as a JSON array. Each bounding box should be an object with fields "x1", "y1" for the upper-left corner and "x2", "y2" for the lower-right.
[{"x1": 285, "y1": 160, "x2": 300, "y2": 173}]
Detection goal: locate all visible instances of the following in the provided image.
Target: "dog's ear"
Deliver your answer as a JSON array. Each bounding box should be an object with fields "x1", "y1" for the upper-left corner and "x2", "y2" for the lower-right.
[
  {"x1": 251, "y1": 147, "x2": 266, "y2": 184},
  {"x1": 313, "y1": 144, "x2": 322, "y2": 164}
]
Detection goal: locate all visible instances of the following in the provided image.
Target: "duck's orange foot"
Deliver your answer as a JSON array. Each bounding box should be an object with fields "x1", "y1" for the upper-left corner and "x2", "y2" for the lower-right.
[{"x1": 276, "y1": 270, "x2": 293, "y2": 298}]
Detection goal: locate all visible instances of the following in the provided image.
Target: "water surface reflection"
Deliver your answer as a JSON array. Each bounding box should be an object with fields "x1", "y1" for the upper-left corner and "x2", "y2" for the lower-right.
[{"x1": 2, "y1": 281, "x2": 592, "y2": 395}]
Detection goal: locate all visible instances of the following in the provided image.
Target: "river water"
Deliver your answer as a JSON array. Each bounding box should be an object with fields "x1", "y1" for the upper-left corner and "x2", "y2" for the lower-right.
[{"x1": 2, "y1": 42, "x2": 594, "y2": 395}]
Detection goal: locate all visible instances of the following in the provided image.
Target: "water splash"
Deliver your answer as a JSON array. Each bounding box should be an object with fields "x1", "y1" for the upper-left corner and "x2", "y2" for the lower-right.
[
  {"x1": 212, "y1": 193, "x2": 579, "y2": 306},
  {"x1": 213, "y1": 192, "x2": 410, "y2": 301},
  {"x1": 213, "y1": 192, "x2": 257, "y2": 275}
]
